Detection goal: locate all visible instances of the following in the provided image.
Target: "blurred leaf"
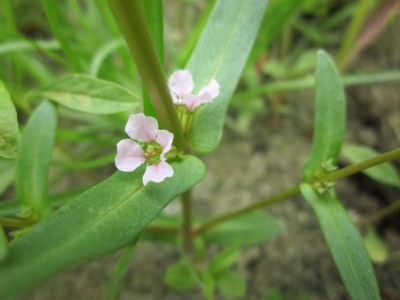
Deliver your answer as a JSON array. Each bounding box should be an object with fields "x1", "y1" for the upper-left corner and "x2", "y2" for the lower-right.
[
  {"x1": 250, "y1": 0, "x2": 306, "y2": 63},
  {"x1": 216, "y1": 271, "x2": 246, "y2": 299},
  {"x1": 164, "y1": 259, "x2": 199, "y2": 291},
  {"x1": 343, "y1": 144, "x2": 400, "y2": 188},
  {"x1": 265, "y1": 288, "x2": 285, "y2": 300},
  {"x1": 0, "y1": 226, "x2": 8, "y2": 262},
  {"x1": 0, "y1": 156, "x2": 205, "y2": 299},
  {"x1": 300, "y1": 184, "x2": 380, "y2": 300},
  {"x1": 177, "y1": 0, "x2": 217, "y2": 67},
  {"x1": 303, "y1": 50, "x2": 346, "y2": 181},
  {"x1": 209, "y1": 248, "x2": 241, "y2": 275},
  {"x1": 0, "y1": 81, "x2": 19, "y2": 159},
  {"x1": 186, "y1": 0, "x2": 268, "y2": 153},
  {"x1": 103, "y1": 239, "x2": 137, "y2": 300},
  {"x1": 203, "y1": 211, "x2": 280, "y2": 247},
  {"x1": 0, "y1": 159, "x2": 15, "y2": 195},
  {"x1": 201, "y1": 270, "x2": 216, "y2": 300},
  {"x1": 16, "y1": 101, "x2": 57, "y2": 218},
  {"x1": 140, "y1": 214, "x2": 179, "y2": 244},
  {"x1": 39, "y1": 74, "x2": 137, "y2": 114},
  {"x1": 364, "y1": 228, "x2": 389, "y2": 264}
]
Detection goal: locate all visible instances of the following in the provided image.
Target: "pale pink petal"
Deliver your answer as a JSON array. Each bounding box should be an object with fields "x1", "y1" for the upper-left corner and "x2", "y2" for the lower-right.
[
  {"x1": 125, "y1": 113, "x2": 158, "y2": 142},
  {"x1": 156, "y1": 130, "x2": 174, "y2": 154},
  {"x1": 143, "y1": 161, "x2": 174, "y2": 185},
  {"x1": 198, "y1": 79, "x2": 220, "y2": 101},
  {"x1": 182, "y1": 94, "x2": 200, "y2": 110},
  {"x1": 170, "y1": 91, "x2": 181, "y2": 104},
  {"x1": 168, "y1": 70, "x2": 194, "y2": 97},
  {"x1": 115, "y1": 139, "x2": 146, "y2": 172},
  {"x1": 182, "y1": 94, "x2": 212, "y2": 110}
]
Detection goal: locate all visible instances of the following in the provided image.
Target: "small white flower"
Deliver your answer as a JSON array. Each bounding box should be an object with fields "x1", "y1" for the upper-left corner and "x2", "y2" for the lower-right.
[
  {"x1": 115, "y1": 113, "x2": 174, "y2": 185},
  {"x1": 168, "y1": 70, "x2": 220, "y2": 110}
]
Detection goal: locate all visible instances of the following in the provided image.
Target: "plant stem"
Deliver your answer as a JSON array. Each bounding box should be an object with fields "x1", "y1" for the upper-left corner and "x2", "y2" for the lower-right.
[
  {"x1": 360, "y1": 201, "x2": 400, "y2": 226},
  {"x1": 321, "y1": 147, "x2": 400, "y2": 182},
  {"x1": 0, "y1": 217, "x2": 36, "y2": 228},
  {"x1": 195, "y1": 185, "x2": 300, "y2": 235},
  {"x1": 108, "y1": 0, "x2": 186, "y2": 150},
  {"x1": 196, "y1": 147, "x2": 400, "y2": 234},
  {"x1": 181, "y1": 190, "x2": 193, "y2": 254}
]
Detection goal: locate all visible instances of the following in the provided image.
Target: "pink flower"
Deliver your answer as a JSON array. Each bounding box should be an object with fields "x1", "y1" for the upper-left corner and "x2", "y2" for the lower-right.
[
  {"x1": 168, "y1": 70, "x2": 220, "y2": 110},
  {"x1": 115, "y1": 113, "x2": 174, "y2": 185}
]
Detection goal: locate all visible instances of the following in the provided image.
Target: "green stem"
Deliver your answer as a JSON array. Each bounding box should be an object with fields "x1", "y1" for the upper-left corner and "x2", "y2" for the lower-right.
[
  {"x1": 195, "y1": 185, "x2": 300, "y2": 235},
  {"x1": 181, "y1": 190, "x2": 193, "y2": 254},
  {"x1": 108, "y1": 0, "x2": 186, "y2": 150},
  {"x1": 321, "y1": 147, "x2": 400, "y2": 182},
  {"x1": 360, "y1": 201, "x2": 400, "y2": 225},
  {"x1": 196, "y1": 147, "x2": 400, "y2": 235},
  {"x1": 0, "y1": 217, "x2": 36, "y2": 228},
  {"x1": 234, "y1": 70, "x2": 400, "y2": 101}
]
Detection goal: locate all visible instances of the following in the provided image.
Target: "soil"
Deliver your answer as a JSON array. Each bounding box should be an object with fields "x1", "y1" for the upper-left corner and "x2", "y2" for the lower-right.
[{"x1": 24, "y1": 16, "x2": 400, "y2": 300}]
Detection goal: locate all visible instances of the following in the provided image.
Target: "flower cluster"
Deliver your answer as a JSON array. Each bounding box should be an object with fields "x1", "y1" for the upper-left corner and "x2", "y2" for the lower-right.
[
  {"x1": 115, "y1": 70, "x2": 220, "y2": 185},
  {"x1": 115, "y1": 113, "x2": 174, "y2": 185}
]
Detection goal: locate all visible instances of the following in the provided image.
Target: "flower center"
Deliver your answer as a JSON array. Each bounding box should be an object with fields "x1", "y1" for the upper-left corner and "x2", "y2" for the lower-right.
[{"x1": 144, "y1": 142, "x2": 163, "y2": 165}]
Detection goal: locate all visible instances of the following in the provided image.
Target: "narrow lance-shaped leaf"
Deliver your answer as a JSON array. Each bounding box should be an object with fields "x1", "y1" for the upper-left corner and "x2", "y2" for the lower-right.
[
  {"x1": 343, "y1": 144, "x2": 400, "y2": 188},
  {"x1": 303, "y1": 50, "x2": 346, "y2": 181},
  {"x1": 300, "y1": 184, "x2": 380, "y2": 300},
  {"x1": 0, "y1": 81, "x2": 19, "y2": 158},
  {"x1": 0, "y1": 156, "x2": 205, "y2": 298},
  {"x1": 186, "y1": 0, "x2": 269, "y2": 153},
  {"x1": 39, "y1": 74, "x2": 138, "y2": 114},
  {"x1": 16, "y1": 101, "x2": 57, "y2": 218}
]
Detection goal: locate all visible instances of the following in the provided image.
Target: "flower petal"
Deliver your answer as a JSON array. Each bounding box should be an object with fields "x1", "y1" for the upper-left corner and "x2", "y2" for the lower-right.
[
  {"x1": 125, "y1": 113, "x2": 158, "y2": 142},
  {"x1": 182, "y1": 79, "x2": 220, "y2": 110},
  {"x1": 115, "y1": 139, "x2": 146, "y2": 172},
  {"x1": 198, "y1": 79, "x2": 220, "y2": 101},
  {"x1": 156, "y1": 130, "x2": 174, "y2": 154},
  {"x1": 168, "y1": 70, "x2": 194, "y2": 97},
  {"x1": 143, "y1": 161, "x2": 174, "y2": 185}
]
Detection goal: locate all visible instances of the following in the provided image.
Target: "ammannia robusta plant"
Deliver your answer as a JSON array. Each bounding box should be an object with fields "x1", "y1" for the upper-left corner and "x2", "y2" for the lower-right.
[{"x1": 0, "y1": 0, "x2": 399, "y2": 299}]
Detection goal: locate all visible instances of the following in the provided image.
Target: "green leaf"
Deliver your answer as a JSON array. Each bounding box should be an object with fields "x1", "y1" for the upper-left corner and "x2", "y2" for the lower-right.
[
  {"x1": 303, "y1": 50, "x2": 346, "y2": 181},
  {"x1": 364, "y1": 228, "x2": 388, "y2": 264},
  {"x1": 216, "y1": 271, "x2": 246, "y2": 299},
  {"x1": 0, "y1": 81, "x2": 19, "y2": 158},
  {"x1": 209, "y1": 248, "x2": 241, "y2": 275},
  {"x1": 343, "y1": 144, "x2": 400, "y2": 188},
  {"x1": 186, "y1": 0, "x2": 269, "y2": 153},
  {"x1": 300, "y1": 183, "x2": 380, "y2": 300},
  {"x1": 0, "y1": 156, "x2": 205, "y2": 298},
  {"x1": 164, "y1": 259, "x2": 199, "y2": 291},
  {"x1": 39, "y1": 74, "x2": 138, "y2": 114},
  {"x1": 16, "y1": 101, "x2": 57, "y2": 218},
  {"x1": 0, "y1": 158, "x2": 15, "y2": 196},
  {"x1": 203, "y1": 211, "x2": 280, "y2": 247},
  {"x1": 0, "y1": 226, "x2": 8, "y2": 262}
]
